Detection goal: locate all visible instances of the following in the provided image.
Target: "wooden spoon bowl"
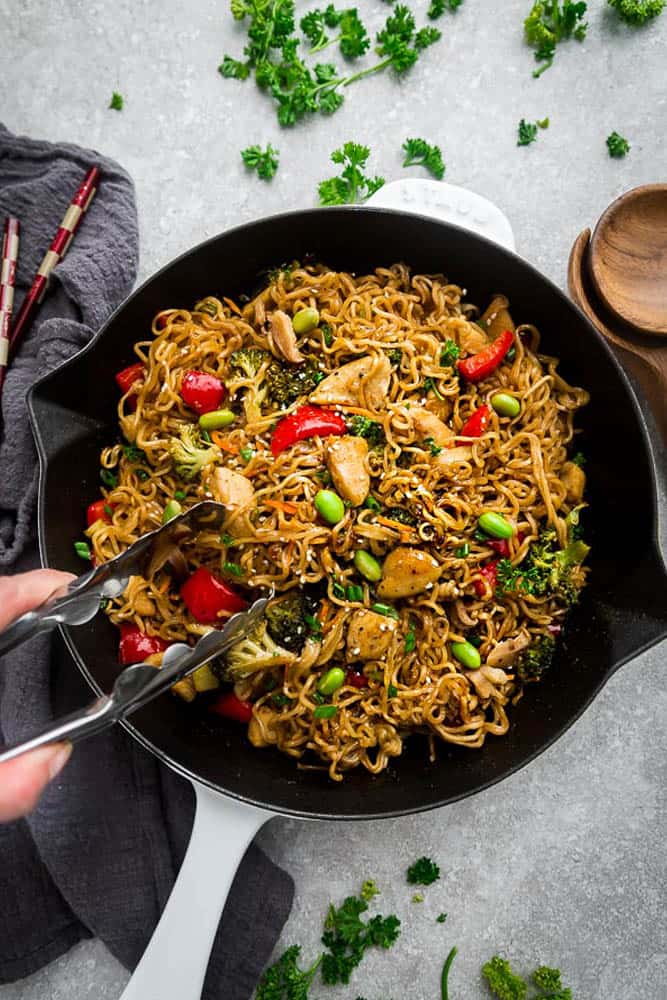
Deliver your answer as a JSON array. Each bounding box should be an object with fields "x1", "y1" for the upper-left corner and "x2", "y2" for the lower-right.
[{"x1": 589, "y1": 184, "x2": 667, "y2": 338}]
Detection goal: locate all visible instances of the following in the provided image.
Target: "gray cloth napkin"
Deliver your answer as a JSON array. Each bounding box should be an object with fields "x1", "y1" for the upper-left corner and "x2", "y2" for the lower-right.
[{"x1": 0, "y1": 123, "x2": 293, "y2": 999}]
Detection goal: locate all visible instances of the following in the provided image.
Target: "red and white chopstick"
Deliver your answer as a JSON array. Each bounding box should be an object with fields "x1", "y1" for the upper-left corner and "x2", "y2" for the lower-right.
[
  {"x1": 9, "y1": 165, "x2": 99, "y2": 358},
  {"x1": 0, "y1": 217, "x2": 20, "y2": 394}
]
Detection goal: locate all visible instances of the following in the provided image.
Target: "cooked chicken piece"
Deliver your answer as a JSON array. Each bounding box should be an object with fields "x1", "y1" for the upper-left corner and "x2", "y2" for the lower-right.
[
  {"x1": 248, "y1": 704, "x2": 280, "y2": 747},
  {"x1": 326, "y1": 435, "x2": 369, "y2": 507},
  {"x1": 377, "y1": 547, "x2": 442, "y2": 599},
  {"x1": 133, "y1": 590, "x2": 156, "y2": 617},
  {"x1": 457, "y1": 323, "x2": 489, "y2": 355},
  {"x1": 467, "y1": 665, "x2": 510, "y2": 700},
  {"x1": 434, "y1": 445, "x2": 473, "y2": 469},
  {"x1": 346, "y1": 609, "x2": 397, "y2": 661},
  {"x1": 254, "y1": 298, "x2": 266, "y2": 327},
  {"x1": 268, "y1": 309, "x2": 304, "y2": 363},
  {"x1": 561, "y1": 461, "x2": 586, "y2": 504},
  {"x1": 210, "y1": 466, "x2": 255, "y2": 511},
  {"x1": 480, "y1": 294, "x2": 515, "y2": 339},
  {"x1": 411, "y1": 408, "x2": 455, "y2": 447},
  {"x1": 310, "y1": 354, "x2": 391, "y2": 410},
  {"x1": 425, "y1": 393, "x2": 452, "y2": 421},
  {"x1": 485, "y1": 632, "x2": 531, "y2": 669}
]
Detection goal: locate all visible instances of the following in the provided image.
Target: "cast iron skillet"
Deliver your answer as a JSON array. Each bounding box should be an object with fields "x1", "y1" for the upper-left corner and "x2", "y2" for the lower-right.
[{"x1": 30, "y1": 206, "x2": 667, "y2": 821}]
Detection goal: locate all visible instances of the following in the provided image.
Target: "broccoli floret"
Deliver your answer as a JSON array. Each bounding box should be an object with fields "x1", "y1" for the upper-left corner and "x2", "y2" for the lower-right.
[
  {"x1": 347, "y1": 414, "x2": 386, "y2": 447},
  {"x1": 533, "y1": 965, "x2": 572, "y2": 999},
  {"x1": 266, "y1": 359, "x2": 325, "y2": 407},
  {"x1": 482, "y1": 956, "x2": 528, "y2": 1000},
  {"x1": 229, "y1": 348, "x2": 270, "y2": 379},
  {"x1": 406, "y1": 856, "x2": 440, "y2": 885},
  {"x1": 517, "y1": 634, "x2": 556, "y2": 683},
  {"x1": 523, "y1": 528, "x2": 589, "y2": 606},
  {"x1": 265, "y1": 588, "x2": 321, "y2": 651},
  {"x1": 221, "y1": 622, "x2": 296, "y2": 680},
  {"x1": 168, "y1": 424, "x2": 220, "y2": 481},
  {"x1": 384, "y1": 507, "x2": 417, "y2": 526},
  {"x1": 608, "y1": 0, "x2": 664, "y2": 25}
]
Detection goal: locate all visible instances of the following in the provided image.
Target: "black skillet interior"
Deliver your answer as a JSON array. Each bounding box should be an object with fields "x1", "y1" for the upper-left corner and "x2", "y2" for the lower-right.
[{"x1": 30, "y1": 208, "x2": 667, "y2": 819}]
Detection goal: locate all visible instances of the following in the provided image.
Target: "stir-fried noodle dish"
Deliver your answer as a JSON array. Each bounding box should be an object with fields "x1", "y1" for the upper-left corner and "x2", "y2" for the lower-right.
[{"x1": 86, "y1": 263, "x2": 590, "y2": 780}]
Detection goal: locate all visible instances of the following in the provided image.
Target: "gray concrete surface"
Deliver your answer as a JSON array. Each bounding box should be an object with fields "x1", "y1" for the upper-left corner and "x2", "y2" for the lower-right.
[{"x1": 1, "y1": 1, "x2": 665, "y2": 998}]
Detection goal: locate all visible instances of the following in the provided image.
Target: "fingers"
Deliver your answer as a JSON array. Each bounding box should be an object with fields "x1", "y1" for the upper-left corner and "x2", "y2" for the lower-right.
[
  {"x1": 0, "y1": 569, "x2": 76, "y2": 632},
  {"x1": 0, "y1": 743, "x2": 72, "y2": 822}
]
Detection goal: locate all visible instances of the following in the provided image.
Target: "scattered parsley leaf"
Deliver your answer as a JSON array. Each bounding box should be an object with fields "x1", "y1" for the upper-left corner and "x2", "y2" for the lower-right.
[
  {"x1": 517, "y1": 119, "x2": 539, "y2": 146},
  {"x1": 482, "y1": 955, "x2": 528, "y2": 1000},
  {"x1": 404, "y1": 623, "x2": 416, "y2": 653},
  {"x1": 219, "y1": 56, "x2": 251, "y2": 79},
  {"x1": 428, "y1": 0, "x2": 463, "y2": 17},
  {"x1": 100, "y1": 468, "x2": 118, "y2": 489},
  {"x1": 402, "y1": 137, "x2": 445, "y2": 179},
  {"x1": 109, "y1": 92, "x2": 124, "y2": 111},
  {"x1": 571, "y1": 451, "x2": 586, "y2": 467},
  {"x1": 537, "y1": 116, "x2": 550, "y2": 128},
  {"x1": 321, "y1": 894, "x2": 401, "y2": 985},
  {"x1": 440, "y1": 340, "x2": 461, "y2": 366},
  {"x1": 606, "y1": 131, "x2": 630, "y2": 157},
  {"x1": 437, "y1": 912, "x2": 448, "y2": 923},
  {"x1": 407, "y1": 856, "x2": 440, "y2": 885},
  {"x1": 524, "y1": 1, "x2": 588, "y2": 77},
  {"x1": 318, "y1": 142, "x2": 385, "y2": 204},
  {"x1": 412, "y1": 893, "x2": 424, "y2": 903},
  {"x1": 241, "y1": 144, "x2": 280, "y2": 180},
  {"x1": 256, "y1": 945, "x2": 321, "y2": 1000},
  {"x1": 608, "y1": 0, "x2": 664, "y2": 24}
]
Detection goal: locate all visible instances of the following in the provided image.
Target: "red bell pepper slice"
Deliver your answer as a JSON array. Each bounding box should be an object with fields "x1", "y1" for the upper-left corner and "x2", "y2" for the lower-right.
[
  {"x1": 487, "y1": 531, "x2": 524, "y2": 559},
  {"x1": 180, "y1": 566, "x2": 247, "y2": 623},
  {"x1": 180, "y1": 370, "x2": 226, "y2": 415},
  {"x1": 210, "y1": 691, "x2": 254, "y2": 723},
  {"x1": 346, "y1": 670, "x2": 369, "y2": 689},
  {"x1": 457, "y1": 330, "x2": 514, "y2": 383},
  {"x1": 118, "y1": 625, "x2": 171, "y2": 665},
  {"x1": 86, "y1": 500, "x2": 115, "y2": 527},
  {"x1": 474, "y1": 561, "x2": 499, "y2": 598},
  {"x1": 459, "y1": 404, "x2": 491, "y2": 439},
  {"x1": 271, "y1": 405, "x2": 348, "y2": 457},
  {"x1": 115, "y1": 362, "x2": 146, "y2": 395}
]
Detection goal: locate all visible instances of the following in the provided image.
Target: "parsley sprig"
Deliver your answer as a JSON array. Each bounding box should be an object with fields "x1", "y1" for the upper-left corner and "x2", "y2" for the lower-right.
[
  {"x1": 402, "y1": 137, "x2": 445, "y2": 179},
  {"x1": 608, "y1": 0, "x2": 665, "y2": 24},
  {"x1": 524, "y1": 1, "x2": 588, "y2": 77},
  {"x1": 220, "y1": 1, "x2": 442, "y2": 127},
  {"x1": 318, "y1": 143, "x2": 385, "y2": 204},
  {"x1": 606, "y1": 130, "x2": 630, "y2": 157},
  {"x1": 517, "y1": 117, "x2": 549, "y2": 146},
  {"x1": 241, "y1": 143, "x2": 280, "y2": 179}
]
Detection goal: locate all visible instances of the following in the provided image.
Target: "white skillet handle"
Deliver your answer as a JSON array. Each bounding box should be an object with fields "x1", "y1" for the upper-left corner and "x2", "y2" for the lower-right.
[
  {"x1": 119, "y1": 781, "x2": 270, "y2": 1000},
  {"x1": 366, "y1": 179, "x2": 515, "y2": 252}
]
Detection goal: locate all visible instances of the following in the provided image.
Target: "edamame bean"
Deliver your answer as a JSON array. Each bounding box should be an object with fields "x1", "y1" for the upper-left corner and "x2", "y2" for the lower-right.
[
  {"x1": 451, "y1": 641, "x2": 482, "y2": 670},
  {"x1": 292, "y1": 307, "x2": 320, "y2": 335},
  {"x1": 478, "y1": 511, "x2": 514, "y2": 539},
  {"x1": 162, "y1": 500, "x2": 183, "y2": 524},
  {"x1": 317, "y1": 667, "x2": 346, "y2": 695},
  {"x1": 198, "y1": 409, "x2": 235, "y2": 431},
  {"x1": 313, "y1": 704, "x2": 337, "y2": 720},
  {"x1": 491, "y1": 393, "x2": 521, "y2": 418},
  {"x1": 315, "y1": 489, "x2": 345, "y2": 525},
  {"x1": 354, "y1": 549, "x2": 383, "y2": 582}
]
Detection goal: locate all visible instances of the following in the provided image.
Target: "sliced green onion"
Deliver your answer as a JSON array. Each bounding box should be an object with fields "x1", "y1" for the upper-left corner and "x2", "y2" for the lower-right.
[
  {"x1": 100, "y1": 469, "x2": 118, "y2": 488},
  {"x1": 387, "y1": 684, "x2": 398, "y2": 698},
  {"x1": 174, "y1": 490, "x2": 187, "y2": 501},
  {"x1": 223, "y1": 561, "x2": 244, "y2": 577},
  {"x1": 239, "y1": 446, "x2": 254, "y2": 463},
  {"x1": 371, "y1": 602, "x2": 399, "y2": 620},
  {"x1": 364, "y1": 495, "x2": 382, "y2": 512},
  {"x1": 313, "y1": 704, "x2": 337, "y2": 720},
  {"x1": 454, "y1": 543, "x2": 470, "y2": 558},
  {"x1": 331, "y1": 578, "x2": 345, "y2": 599},
  {"x1": 404, "y1": 626, "x2": 416, "y2": 653},
  {"x1": 346, "y1": 584, "x2": 364, "y2": 602}
]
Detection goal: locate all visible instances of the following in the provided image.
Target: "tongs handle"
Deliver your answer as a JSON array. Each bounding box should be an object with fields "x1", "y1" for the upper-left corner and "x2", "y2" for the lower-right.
[{"x1": 0, "y1": 596, "x2": 269, "y2": 764}]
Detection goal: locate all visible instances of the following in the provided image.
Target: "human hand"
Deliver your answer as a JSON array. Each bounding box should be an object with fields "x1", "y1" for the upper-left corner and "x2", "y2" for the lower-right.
[{"x1": 0, "y1": 569, "x2": 75, "y2": 822}]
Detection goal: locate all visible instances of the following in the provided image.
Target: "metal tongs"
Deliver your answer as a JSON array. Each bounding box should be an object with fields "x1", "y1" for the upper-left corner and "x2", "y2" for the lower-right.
[{"x1": 0, "y1": 502, "x2": 269, "y2": 764}]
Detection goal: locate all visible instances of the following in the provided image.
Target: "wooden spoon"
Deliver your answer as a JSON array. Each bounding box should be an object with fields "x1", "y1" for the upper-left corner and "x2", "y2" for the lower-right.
[
  {"x1": 568, "y1": 228, "x2": 667, "y2": 444},
  {"x1": 589, "y1": 184, "x2": 667, "y2": 338}
]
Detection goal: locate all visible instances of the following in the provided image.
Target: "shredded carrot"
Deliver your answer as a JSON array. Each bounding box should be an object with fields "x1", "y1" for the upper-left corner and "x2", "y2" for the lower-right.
[
  {"x1": 157, "y1": 577, "x2": 171, "y2": 594},
  {"x1": 376, "y1": 515, "x2": 416, "y2": 533},
  {"x1": 340, "y1": 405, "x2": 374, "y2": 417},
  {"x1": 265, "y1": 499, "x2": 299, "y2": 514},
  {"x1": 223, "y1": 297, "x2": 242, "y2": 317},
  {"x1": 211, "y1": 432, "x2": 239, "y2": 453}
]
